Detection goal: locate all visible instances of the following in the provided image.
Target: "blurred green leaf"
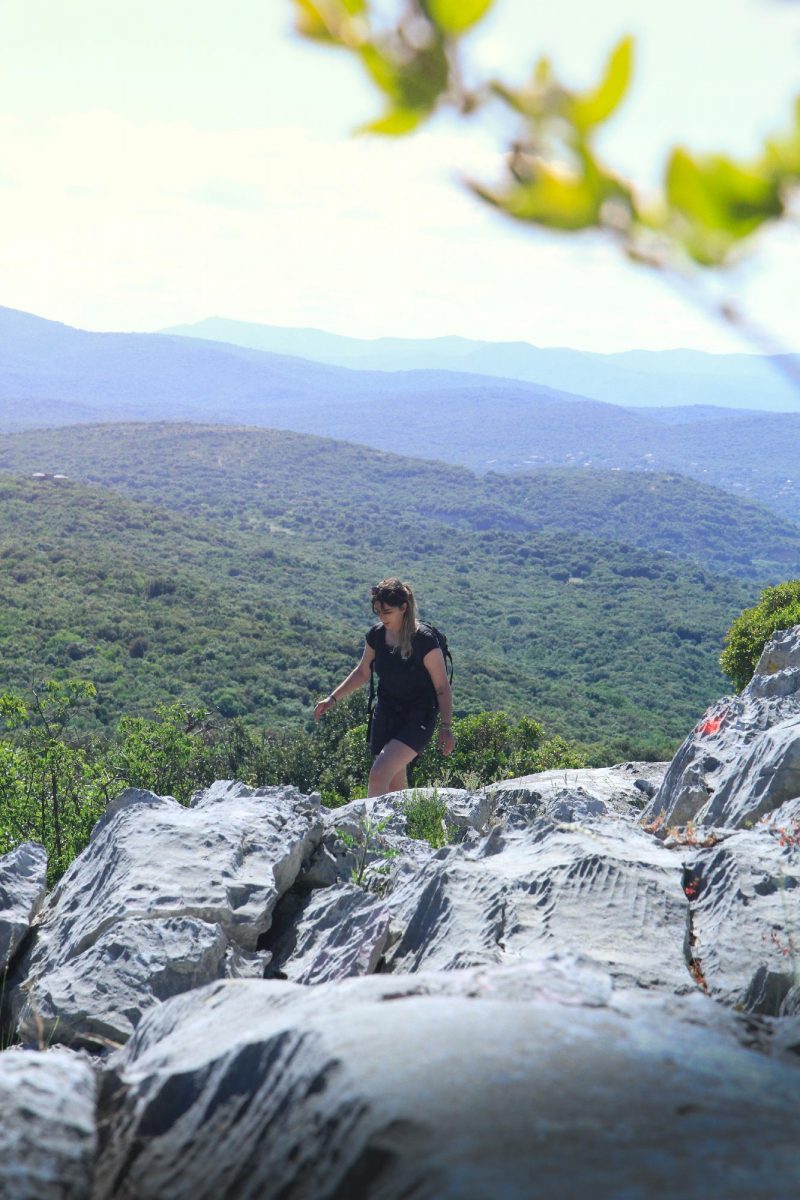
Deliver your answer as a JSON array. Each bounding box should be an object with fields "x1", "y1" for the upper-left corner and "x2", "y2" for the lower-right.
[
  {"x1": 474, "y1": 162, "x2": 603, "y2": 230},
  {"x1": 489, "y1": 56, "x2": 554, "y2": 119},
  {"x1": 761, "y1": 94, "x2": 800, "y2": 176},
  {"x1": 569, "y1": 35, "x2": 634, "y2": 131},
  {"x1": 423, "y1": 0, "x2": 494, "y2": 36},
  {"x1": 357, "y1": 37, "x2": 449, "y2": 133},
  {"x1": 292, "y1": 0, "x2": 338, "y2": 41},
  {"x1": 291, "y1": 0, "x2": 366, "y2": 43},
  {"x1": 360, "y1": 107, "x2": 429, "y2": 134},
  {"x1": 667, "y1": 147, "x2": 783, "y2": 238},
  {"x1": 359, "y1": 43, "x2": 398, "y2": 96}
]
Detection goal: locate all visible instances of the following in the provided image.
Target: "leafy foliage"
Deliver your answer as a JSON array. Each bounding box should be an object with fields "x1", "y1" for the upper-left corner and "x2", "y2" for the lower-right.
[
  {"x1": 720, "y1": 580, "x2": 800, "y2": 691},
  {"x1": 288, "y1": 0, "x2": 800, "y2": 272},
  {"x1": 0, "y1": 682, "x2": 116, "y2": 884},
  {"x1": 412, "y1": 711, "x2": 587, "y2": 789},
  {"x1": 403, "y1": 789, "x2": 458, "y2": 849},
  {"x1": 0, "y1": 681, "x2": 584, "y2": 883}
]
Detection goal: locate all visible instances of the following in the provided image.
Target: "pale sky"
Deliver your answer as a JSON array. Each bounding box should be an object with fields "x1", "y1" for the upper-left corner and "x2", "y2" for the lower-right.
[{"x1": 0, "y1": 0, "x2": 798, "y2": 351}]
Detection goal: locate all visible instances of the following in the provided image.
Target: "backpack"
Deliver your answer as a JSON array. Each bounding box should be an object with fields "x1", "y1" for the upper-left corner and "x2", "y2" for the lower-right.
[{"x1": 366, "y1": 622, "x2": 453, "y2": 743}]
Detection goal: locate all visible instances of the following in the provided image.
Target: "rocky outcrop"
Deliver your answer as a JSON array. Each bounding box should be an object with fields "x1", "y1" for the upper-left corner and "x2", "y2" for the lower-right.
[
  {"x1": 0, "y1": 1047, "x2": 96, "y2": 1200},
  {"x1": 8, "y1": 783, "x2": 323, "y2": 1048},
  {"x1": 92, "y1": 971, "x2": 800, "y2": 1200},
  {"x1": 376, "y1": 793, "x2": 691, "y2": 990},
  {"x1": 682, "y1": 796, "x2": 800, "y2": 1014},
  {"x1": 0, "y1": 842, "x2": 47, "y2": 974},
  {"x1": 1, "y1": 651, "x2": 798, "y2": 1199},
  {"x1": 644, "y1": 625, "x2": 800, "y2": 828},
  {"x1": 487, "y1": 760, "x2": 668, "y2": 817},
  {"x1": 263, "y1": 882, "x2": 390, "y2": 984}
]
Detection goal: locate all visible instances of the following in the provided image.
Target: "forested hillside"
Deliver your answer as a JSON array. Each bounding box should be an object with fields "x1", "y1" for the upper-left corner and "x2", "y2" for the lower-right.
[
  {"x1": 2, "y1": 423, "x2": 799, "y2": 583},
  {"x1": 0, "y1": 424, "x2": 765, "y2": 756}
]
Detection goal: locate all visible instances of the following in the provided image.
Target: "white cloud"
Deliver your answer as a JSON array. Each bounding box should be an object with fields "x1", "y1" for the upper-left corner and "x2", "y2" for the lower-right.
[{"x1": 0, "y1": 110, "x2": 796, "y2": 353}]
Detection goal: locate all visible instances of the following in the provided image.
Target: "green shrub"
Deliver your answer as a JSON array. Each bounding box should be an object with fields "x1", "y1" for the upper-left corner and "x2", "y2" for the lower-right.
[
  {"x1": 0, "y1": 681, "x2": 116, "y2": 884},
  {"x1": 720, "y1": 580, "x2": 800, "y2": 691},
  {"x1": 403, "y1": 789, "x2": 457, "y2": 849},
  {"x1": 413, "y1": 710, "x2": 587, "y2": 788},
  {"x1": 107, "y1": 702, "x2": 219, "y2": 802}
]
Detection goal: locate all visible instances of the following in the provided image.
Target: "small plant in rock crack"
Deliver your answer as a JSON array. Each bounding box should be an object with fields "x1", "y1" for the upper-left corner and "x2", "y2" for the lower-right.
[
  {"x1": 403, "y1": 788, "x2": 458, "y2": 850},
  {"x1": 760, "y1": 866, "x2": 800, "y2": 992},
  {"x1": 335, "y1": 811, "x2": 396, "y2": 888},
  {"x1": 640, "y1": 812, "x2": 666, "y2": 834},
  {"x1": 665, "y1": 819, "x2": 720, "y2": 848},
  {"x1": 761, "y1": 817, "x2": 800, "y2": 849},
  {"x1": 764, "y1": 927, "x2": 799, "y2": 959}
]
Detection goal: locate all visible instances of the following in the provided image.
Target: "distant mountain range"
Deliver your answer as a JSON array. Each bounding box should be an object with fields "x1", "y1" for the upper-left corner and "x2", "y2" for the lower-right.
[
  {"x1": 161, "y1": 316, "x2": 800, "y2": 413},
  {"x1": 1, "y1": 305, "x2": 799, "y2": 522}
]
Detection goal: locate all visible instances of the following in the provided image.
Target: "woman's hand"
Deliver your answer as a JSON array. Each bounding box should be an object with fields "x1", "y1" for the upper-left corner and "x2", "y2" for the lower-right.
[
  {"x1": 314, "y1": 696, "x2": 336, "y2": 721},
  {"x1": 438, "y1": 724, "x2": 455, "y2": 756}
]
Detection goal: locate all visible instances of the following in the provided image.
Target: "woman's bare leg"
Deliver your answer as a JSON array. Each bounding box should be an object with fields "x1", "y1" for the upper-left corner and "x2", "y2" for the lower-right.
[
  {"x1": 368, "y1": 739, "x2": 417, "y2": 798},
  {"x1": 387, "y1": 764, "x2": 409, "y2": 793}
]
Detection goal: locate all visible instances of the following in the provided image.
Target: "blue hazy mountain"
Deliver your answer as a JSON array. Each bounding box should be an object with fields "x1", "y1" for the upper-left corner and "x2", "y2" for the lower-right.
[
  {"x1": 0, "y1": 304, "x2": 578, "y2": 429},
  {"x1": 2, "y1": 304, "x2": 799, "y2": 522},
  {"x1": 161, "y1": 316, "x2": 800, "y2": 413}
]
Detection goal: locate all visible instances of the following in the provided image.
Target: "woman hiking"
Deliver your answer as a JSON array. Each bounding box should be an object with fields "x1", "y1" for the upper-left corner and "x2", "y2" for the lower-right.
[{"x1": 314, "y1": 579, "x2": 455, "y2": 797}]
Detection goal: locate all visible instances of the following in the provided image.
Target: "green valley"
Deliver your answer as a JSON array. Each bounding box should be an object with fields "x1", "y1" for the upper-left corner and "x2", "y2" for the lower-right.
[{"x1": 0, "y1": 423, "x2": 770, "y2": 758}]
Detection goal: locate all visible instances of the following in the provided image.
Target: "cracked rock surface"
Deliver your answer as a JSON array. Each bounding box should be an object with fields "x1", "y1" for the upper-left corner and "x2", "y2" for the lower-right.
[
  {"x1": 0, "y1": 842, "x2": 47, "y2": 974},
  {"x1": 645, "y1": 625, "x2": 800, "y2": 828},
  {"x1": 4, "y1": 639, "x2": 800, "y2": 1199},
  {"x1": 682, "y1": 798, "x2": 800, "y2": 1015},
  {"x1": 377, "y1": 795, "x2": 691, "y2": 990},
  {"x1": 8, "y1": 782, "x2": 323, "y2": 1048},
  {"x1": 92, "y1": 971, "x2": 800, "y2": 1200},
  {"x1": 0, "y1": 1047, "x2": 97, "y2": 1200}
]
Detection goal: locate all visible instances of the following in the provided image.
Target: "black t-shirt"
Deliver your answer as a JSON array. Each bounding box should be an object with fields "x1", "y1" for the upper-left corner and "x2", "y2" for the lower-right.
[{"x1": 366, "y1": 624, "x2": 439, "y2": 708}]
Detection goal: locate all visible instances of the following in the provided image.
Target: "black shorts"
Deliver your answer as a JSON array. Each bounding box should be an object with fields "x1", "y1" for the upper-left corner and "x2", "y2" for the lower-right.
[{"x1": 370, "y1": 701, "x2": 437, "y2": 760}]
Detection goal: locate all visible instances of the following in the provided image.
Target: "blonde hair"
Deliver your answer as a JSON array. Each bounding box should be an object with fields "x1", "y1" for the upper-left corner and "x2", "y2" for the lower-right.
[{"x1": 371, "y1": 578, "x2": 419, "y2": 659}]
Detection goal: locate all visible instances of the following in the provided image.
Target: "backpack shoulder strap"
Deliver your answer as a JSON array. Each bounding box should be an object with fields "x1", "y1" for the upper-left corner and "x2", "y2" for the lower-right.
[
  {"x1": 416, "y1": 623, "x2": 453, "y2": 683},
  {"x1": 367, "y1": 624, "x2": 384, "y2": 715}
]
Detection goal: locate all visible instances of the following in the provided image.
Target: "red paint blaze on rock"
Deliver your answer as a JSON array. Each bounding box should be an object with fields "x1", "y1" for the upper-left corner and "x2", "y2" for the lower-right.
[{"x1": 699, "y1": 717, "x2": 722, "y2": 736}]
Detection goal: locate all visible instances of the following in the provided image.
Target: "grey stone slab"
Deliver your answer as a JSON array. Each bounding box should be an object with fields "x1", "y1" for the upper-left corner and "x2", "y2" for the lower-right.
[
  {"x1": 15, "y1": 917, "x2": 233, "y2": 1049},
  {"x1": 645, "y1": 624, "x2": 800, "y2": 828},
  {"x1": 0, "y1": 1047, "x2": 96, "y2": 1200},
  {"x1": 0, "y1": 842, "x2": 47, "y2": 973},
  {"x1": 488, "y1": 761, "x2": 669, "y2": 819},
  {"x1": 683, "y1": 805, "x2": 800, "y2": 1014},
  {"x1": 9, "y1": 784, "x2": 322, "y2": 1048},
  {"x1": 92, "y1": 973, "x2": 800, "y2": 1200},
  {"x1": 265, "y1": 883, "x2": 390, "y2": 985},
  {"x1": 380, "y1": 802, "x2": 693, "y2": 994}
]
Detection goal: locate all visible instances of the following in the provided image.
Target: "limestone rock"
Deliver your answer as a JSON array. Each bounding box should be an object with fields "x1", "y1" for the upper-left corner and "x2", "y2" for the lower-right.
[
  {"x1": 0, "y1": 1047, "x2": 96, "y2": 1200},
  {"x1": 644, "y1": 624, "x2": 800, "y2": 828},
  {"x1": 263, "y1": 882, "x2": 390, "y2": 984},
  {"x1": 379, "y1": 793, "x2": 692, "y2": 993},
  {"x1": 9, "y1": 783, "x2": 323, "y2": 1048},
  {"x1": 15, "y1": 917, "x2": 232, "y2": 1049},
  {"x1": 92, "y1": 972, "x2": 800, "y2": 1200},
  {"x1": 0, "y1": 842, "x2": 47, "y2": 974},
  {"x1": 682, "y1": 799, "x2": 800, "y2": 1015},
  {"x1": 488, "y1": 761, "x2": 669, "y2": 819}
]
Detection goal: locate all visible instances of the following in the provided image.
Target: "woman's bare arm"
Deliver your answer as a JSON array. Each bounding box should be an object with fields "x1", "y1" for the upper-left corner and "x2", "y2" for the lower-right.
[
  {"x1": 314, "y1": 641, "x2": 375, "y2": 720},
  {"x1": 423, "y1": 647, "x2": 455, "y2": 755}
]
